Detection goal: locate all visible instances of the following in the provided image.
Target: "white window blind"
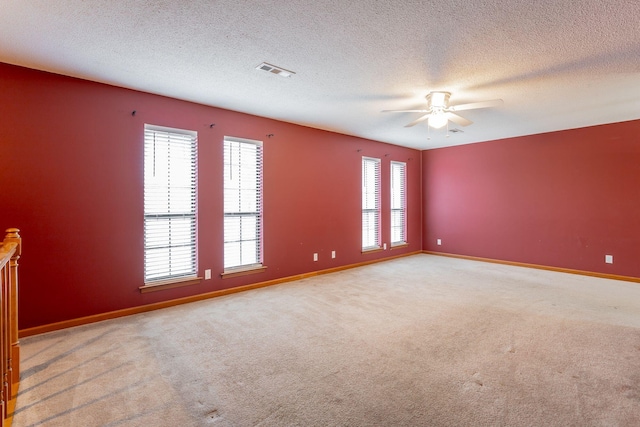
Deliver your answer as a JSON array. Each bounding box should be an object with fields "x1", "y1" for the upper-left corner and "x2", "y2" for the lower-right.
[
  {"x1": 224, "y1": 137, "x2": 263, "y2": 270},
  {"x1": 391, "y1": 161, "x2": 407, "y2": 245},
  {"x1": 144, "y1": 125, "x2": 197, "y2": 283},
  {"x1": 362, "y1": 157, "x2": 381, "y2": 250}
]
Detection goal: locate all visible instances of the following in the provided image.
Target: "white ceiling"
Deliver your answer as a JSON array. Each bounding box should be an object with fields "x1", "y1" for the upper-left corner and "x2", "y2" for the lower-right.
[{"x1": 1, "y1": 1, "x2": 639, "y2": 149}]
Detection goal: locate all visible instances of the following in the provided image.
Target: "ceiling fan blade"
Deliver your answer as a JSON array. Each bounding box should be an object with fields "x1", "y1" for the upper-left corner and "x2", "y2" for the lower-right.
[
  {"x1": 404, "y1": 114, "x2": 431, "y2": 127},
  {"x1": 381, "y1": 109, "x2": 430, "y2": 113},
  {"x1": 449, "y1": 99, "x2": 503, "y2": 111},
  {"x1": 446, "y1": 112, "x2": 473, "y2": 127}
]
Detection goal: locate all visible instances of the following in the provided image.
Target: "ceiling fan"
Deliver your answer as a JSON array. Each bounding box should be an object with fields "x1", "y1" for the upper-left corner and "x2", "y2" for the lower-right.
[{"x1": 382, "y1": 91, "x2": 503, "y2": 128}]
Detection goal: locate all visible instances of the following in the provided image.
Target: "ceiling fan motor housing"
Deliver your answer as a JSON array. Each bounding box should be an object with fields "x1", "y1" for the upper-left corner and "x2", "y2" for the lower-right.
[{"x1": 428, "y1": 91, "x2": 451, "y2": 109}]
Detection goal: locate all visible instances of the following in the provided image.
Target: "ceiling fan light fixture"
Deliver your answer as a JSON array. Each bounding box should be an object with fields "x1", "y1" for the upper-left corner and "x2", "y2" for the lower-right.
[
  {"x1": 383, "y1": 90, "x2": 497, "y2": 131},
  {"x1": 428, "y1": 111, "x2": 448, "y2": 129}
]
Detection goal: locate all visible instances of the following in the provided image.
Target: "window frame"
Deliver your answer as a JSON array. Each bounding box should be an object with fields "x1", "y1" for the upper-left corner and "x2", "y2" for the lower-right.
[
  {"x1": 390, "y1": 160, "x2": 407, "y2": 247},
  {"x1": 362, "y1": 156, "x2": 381, "y2": 252},
  {"x1": 142, "y1": 124, "x2": 198, "y2": 286},
  {"x1": 222, "y1": 136, "x2": 264, "y2": 274}
]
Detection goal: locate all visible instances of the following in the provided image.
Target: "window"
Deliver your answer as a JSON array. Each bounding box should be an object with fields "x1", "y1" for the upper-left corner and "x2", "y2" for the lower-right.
[
  {"x1": 391, "y1": 161, "x2": 407, "y2": 246},
  {"x1": 143, "y1": 125, "x2": 197, "y2": 283},
  {"x1": 224, "y1": 137, "x2": 263, "y2": 270},
  {"x1": 362, "y1": 157, "x2": 381, "y2": 250}
]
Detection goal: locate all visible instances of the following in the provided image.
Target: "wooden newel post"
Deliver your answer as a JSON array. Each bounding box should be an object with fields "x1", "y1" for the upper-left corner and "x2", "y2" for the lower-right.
[{"x1": 5, "y1": 229, "x2": 20, "y2": 399}]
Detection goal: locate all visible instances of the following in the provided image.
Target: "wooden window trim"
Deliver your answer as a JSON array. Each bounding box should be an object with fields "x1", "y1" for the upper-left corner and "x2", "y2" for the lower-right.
[
  {"x1": 361, "y1": 247, "x2": 383, "y2": 254},
  {"x1": 391, "y1": 243, "x2": 409, "y2": 250},
  {"x1": 139, "y1": 276, "x2": 202, "y2": 293},
  {"x1": 221, "y1": 265, "x2": 268, "y2": 279}
]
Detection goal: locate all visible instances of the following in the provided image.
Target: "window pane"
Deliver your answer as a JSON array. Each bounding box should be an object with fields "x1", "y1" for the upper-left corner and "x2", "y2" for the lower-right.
[
  {"x1": 144, "y1": 216, "x2": 196, "y2": 281},
  {"x1": 240, "y1": 216, "x2": 258, "y2": 241},
  {"x1": 362, "y1": 211, "x2": 379, "y2": 249},
  {"x1": 241, "y1": 239, "x2": 258, "y2": 265},
  {"x1": 391, "y1": 210, "x2": 403, "y2": 243},
  {"x1": 240, "y1": 189, "x2": 258, "y2": 212},
  {"x1": 224, "y1": 242, "x2": 242, "y2": 269},
  {"x1": 224, "y1": 216, "x2": 241, "y2": 242}
]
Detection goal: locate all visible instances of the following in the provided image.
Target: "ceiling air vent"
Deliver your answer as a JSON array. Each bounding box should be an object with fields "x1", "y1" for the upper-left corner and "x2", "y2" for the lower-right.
[
  {"x1": 449, "y1": 128, "x2": 464, "y2": 133},
  {"x1": 256, "y1": 62, "x2": 295, "y2": 78}
]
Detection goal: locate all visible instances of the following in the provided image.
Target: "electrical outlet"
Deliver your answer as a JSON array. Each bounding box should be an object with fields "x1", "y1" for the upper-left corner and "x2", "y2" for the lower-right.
[
  {"x1": 437, "y1": 239, "x2": 442, "y2": 245},
  {"x1": 331, "y1": 250, "x2": 336, "y2": 259},
  {"x1": 313, "y1": 253, "x2": 318, "y2": 262},
  {"x1": 383, "y1": 243, "x2": 387, "y2": 250},
  {"x1": 205, "y1": 269, "x2": 212, "y2": 280},
  {"x1": 605, "y1": 255, "x2": 613, "y2": 264}
]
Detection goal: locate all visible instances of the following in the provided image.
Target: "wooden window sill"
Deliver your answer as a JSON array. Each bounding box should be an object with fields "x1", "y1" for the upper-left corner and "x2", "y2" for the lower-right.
[
  {"x1": 391, "y1": 243, "x2": 409, "y2": 250},
  {"x1": 221, "y1": 265, "x2": 268, "y2": 279},
  {"x1": 362, "y1": 247, "x2": 383, "y2": 254},
  {"x1": 139, "y1": 276, "x2": 202, "y2": 293}
]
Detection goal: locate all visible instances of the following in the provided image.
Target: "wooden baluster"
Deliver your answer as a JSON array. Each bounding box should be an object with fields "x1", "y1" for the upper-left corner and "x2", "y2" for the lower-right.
[
  {"x1": 0, "y1": 251, "x2": 5, "y2": 424},
  {"x1": 3, "y1": 256, "x2": 9, "y2": 408},
  {"x1": 5, "y1": 229, "x2": 20, "y2": 399}
]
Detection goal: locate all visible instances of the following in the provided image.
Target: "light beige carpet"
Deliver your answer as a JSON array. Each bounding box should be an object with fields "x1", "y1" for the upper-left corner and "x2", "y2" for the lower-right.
[{"x1": 12, "y1": 254, "x2": 640, "y2": 426}]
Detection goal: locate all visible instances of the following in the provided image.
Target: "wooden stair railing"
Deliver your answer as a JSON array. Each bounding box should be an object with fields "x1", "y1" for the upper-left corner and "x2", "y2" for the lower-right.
[{"x1": 0, "y1": 229, "x2": 21, "y2": 427}]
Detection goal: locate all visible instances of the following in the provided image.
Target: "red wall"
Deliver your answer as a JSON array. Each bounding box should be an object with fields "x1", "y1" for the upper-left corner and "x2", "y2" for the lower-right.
[
  {"x1": 5, "y1": 60, "x2": 637, "y2": 330},
  {"x1": 0, "y1": 63, "x2": 422, "y2": 329},
  {"x1": 422, "y1": 120, "x2": 640, "y2": 277}
]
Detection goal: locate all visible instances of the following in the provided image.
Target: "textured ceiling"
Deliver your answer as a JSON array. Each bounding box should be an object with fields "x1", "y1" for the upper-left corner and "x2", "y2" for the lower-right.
[{"x1": 1, "y1": 1, "x2": 639, "y2": 149}]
